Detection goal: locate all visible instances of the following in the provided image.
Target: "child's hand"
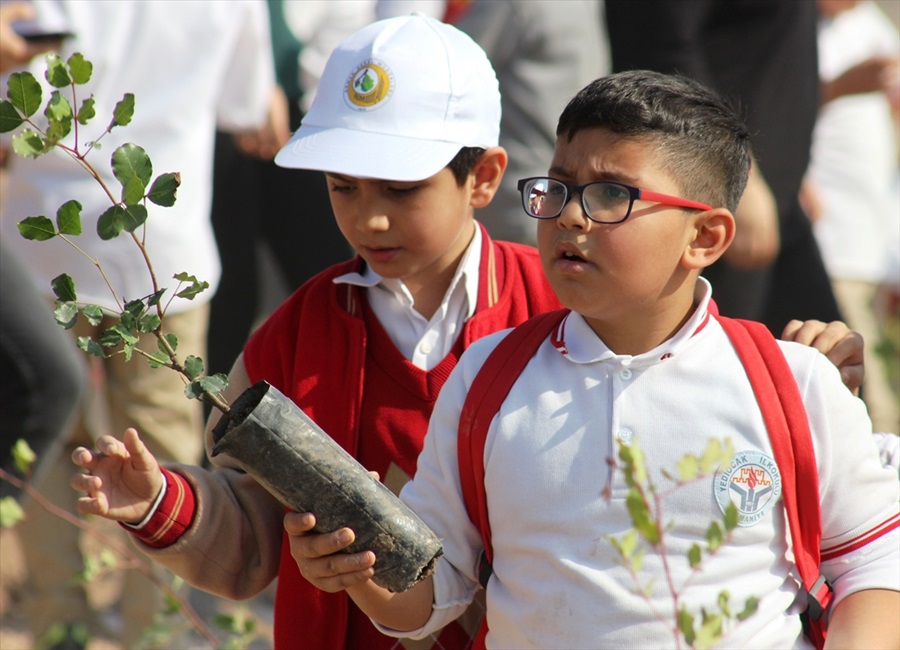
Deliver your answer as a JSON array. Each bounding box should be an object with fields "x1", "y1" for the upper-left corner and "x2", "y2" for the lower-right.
[
  {"x1": 781, "y1": 319, "x2": 863, "y2": 395},
  {"x1": 70, "y1": 428, "x2": 164, "y2": 524},
  {"x1": 284, "y1": 512, "x2": 376, "y2": 593}
]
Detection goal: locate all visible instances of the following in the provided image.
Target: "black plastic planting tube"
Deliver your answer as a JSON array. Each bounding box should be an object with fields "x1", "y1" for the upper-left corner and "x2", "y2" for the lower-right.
[{"x1": 210, "y1": 380, "x2": 442, "y2": 593}]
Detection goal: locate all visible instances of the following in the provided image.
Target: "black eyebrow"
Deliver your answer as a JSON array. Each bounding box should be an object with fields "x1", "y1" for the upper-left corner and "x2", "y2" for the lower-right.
[{"x1": 547, "y1": 166, "x2": 640, "y2": 187}]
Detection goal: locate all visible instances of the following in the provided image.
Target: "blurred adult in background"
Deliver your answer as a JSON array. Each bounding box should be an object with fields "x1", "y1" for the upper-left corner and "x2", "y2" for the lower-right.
[
  {"x1": 206, "y1": 0, "x2": 374, "y2": 378},
  {"x1": 605, "y1": 0, "x2": 844, "y2": 335},
  {"x1": 0, "y1": 1, "x2": 274, "y2": 646},
  {"x1": 803, "y1": 0, "x2": 900, "y2": 433},
  {"x1": 0, "y1": 1, "x2": 83, "y2": 502},
  {"x1": 448, "y1": 0, "x2": 610, "y2": 246}
]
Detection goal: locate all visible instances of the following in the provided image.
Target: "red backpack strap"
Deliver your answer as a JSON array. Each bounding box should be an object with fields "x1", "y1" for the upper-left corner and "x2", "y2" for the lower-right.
[
  {"x1": 457, "y1": 309, "x2": 568, "y2": 650},
  {"x1": 458, "y1": 309, "x2": 569, "y2": 567},
  {"x1": 717, "y1": 316, "x2": 831, "y2": 648}
]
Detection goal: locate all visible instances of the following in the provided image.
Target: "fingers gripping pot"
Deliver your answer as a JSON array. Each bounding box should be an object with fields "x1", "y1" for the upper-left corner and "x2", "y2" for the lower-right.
[{"x1": 211, "y1": 381, "x2": 443, "y2": 592}]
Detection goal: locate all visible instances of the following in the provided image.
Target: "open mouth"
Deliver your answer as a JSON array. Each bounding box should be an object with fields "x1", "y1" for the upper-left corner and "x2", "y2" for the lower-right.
[{"x1": 560, "y1": 251, "x2": 587, "y2": 263}]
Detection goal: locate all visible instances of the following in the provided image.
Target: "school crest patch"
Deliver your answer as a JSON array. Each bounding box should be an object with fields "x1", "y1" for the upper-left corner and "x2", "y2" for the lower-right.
[
  {"x1": 345, "y1": 59, "x2": 394, "y2": 111},
  {"x1": 714, "y1": 450, "x2": 782, "y2": 526}
]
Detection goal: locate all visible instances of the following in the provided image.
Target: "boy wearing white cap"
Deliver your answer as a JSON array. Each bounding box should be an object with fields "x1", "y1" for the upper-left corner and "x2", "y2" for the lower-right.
[
  {"x1": 281, "y1": 72, "x2": 899, "y2": 647},
  {"x1": 68, "y1": 15, "x2": 560, "y2": 650}
]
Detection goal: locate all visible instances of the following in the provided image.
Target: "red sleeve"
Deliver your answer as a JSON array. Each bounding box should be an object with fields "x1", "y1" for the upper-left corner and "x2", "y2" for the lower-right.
[{"x1": 121, "y1": 467, "x2": 196, "y2": 549}]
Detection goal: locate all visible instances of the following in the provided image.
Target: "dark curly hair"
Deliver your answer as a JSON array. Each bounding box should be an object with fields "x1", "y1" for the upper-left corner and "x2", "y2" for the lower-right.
[{"x1": 556, "y1": 70, "x2": 751, "y2": 212}]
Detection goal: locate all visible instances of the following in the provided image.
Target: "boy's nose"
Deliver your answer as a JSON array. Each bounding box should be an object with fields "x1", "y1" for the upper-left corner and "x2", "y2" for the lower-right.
[
  {"x1": 556, "y1": 192, "x2": 591, "y2": 230},
  {"x1": 358, "y1": 212, "x2": 390, "y2": 232}
]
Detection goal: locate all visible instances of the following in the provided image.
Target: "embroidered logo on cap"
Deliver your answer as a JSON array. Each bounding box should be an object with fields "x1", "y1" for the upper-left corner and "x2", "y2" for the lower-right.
[
  {"x1": 345, "y1": 59, "x2": 394, "y2": 111},
  {"x1": 714, "y1": 450, "x2": 782, "y2": 527}
]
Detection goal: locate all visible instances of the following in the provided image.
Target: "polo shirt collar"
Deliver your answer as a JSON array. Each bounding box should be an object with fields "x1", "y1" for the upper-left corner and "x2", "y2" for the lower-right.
[{"x1": 554, "y1": 277, "x2": 714, "y2": 366}]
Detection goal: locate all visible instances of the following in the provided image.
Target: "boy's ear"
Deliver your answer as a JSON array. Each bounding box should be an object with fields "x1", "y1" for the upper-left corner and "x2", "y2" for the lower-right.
[
  {"x1": 469, "y1": 146, "x2": 508, "y2": 209},
  {"x1": 682, "y1": 208, "x2": 735, "y2": 270}
]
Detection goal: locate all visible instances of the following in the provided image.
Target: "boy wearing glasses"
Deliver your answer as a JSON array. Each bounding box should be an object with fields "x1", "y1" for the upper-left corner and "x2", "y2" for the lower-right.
[
  {"x1": 70, "y1": 22, "x2": 870, "y2": 650},
  {"x1": 286, "y1": 70, "x2": 899, "y2": 647}
]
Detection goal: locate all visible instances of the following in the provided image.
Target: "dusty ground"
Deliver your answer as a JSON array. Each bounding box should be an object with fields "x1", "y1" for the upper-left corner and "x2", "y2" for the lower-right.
[{"x1": 0, "y1": 524, "x2": 275, "y2": 650}]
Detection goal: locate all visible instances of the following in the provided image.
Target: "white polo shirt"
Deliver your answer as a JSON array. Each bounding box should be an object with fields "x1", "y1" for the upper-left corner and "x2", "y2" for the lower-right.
[{"x1": 384, "y1": 279, "x2": 900, "y2": 648}]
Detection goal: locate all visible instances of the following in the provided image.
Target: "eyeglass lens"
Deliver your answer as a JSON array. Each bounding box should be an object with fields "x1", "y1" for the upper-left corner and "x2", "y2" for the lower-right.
[{"x1": 522, "y1": 178, "x2": 631, "y2": 223}]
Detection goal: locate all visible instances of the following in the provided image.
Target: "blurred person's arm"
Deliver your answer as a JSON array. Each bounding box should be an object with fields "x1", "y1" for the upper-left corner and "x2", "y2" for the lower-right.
[
  {"x1": 0, "y1": 2, "x2": 58, "y2": 73},
  {"x1": 820, "y1": 55, "x2": 900, "y2": 106},
  {"x1": 726, "y1": 158, "x2": 780, "y2": 268},
  {"x1": 232, "y1": 84, "x2": 292, "y2": 161}
]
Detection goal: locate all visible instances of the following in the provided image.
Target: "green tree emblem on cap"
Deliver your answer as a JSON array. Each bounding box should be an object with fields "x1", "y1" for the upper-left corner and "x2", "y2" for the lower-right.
[{"x1": 355, "y1": 69, "x2": 376, "y2": 93}]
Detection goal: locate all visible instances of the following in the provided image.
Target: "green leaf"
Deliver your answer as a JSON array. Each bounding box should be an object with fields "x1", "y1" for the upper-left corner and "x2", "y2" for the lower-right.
[
  {"x1": 44, "y1": 54, "x2": 71, "y2": 87},
  {"x1": 7, "y1": 71, "x2": 42, "y2": 117},
  {"x1": 99, "y1": 327, "x2": 123, "y2": 348},
  {"x1": 147, "y1": 352, "x2": 170, "y2": 368},
  {"x1": 694, "y1": 611, "x2": 723, "y2": 650},
  {"x1": 705, "y1": 521, "x2": 724, "y2": 552},
  {"x1": 96, "y1": 205, "x2": 148, "y2": 240},
  {"x1": 626, "y1": 487, "x2": 659, "y2": 544},
  {"x1": 44, "y1": 114, "x2": 72, "y2": 144},
  {"x1": 111, "y1": 323, "x2": 139, "y2": 346},
  {"x1": 112, "y1": 142, "x2": 152, "y2": 188},
  {"x1": 619, "y1": 529, "x2": 638, "y2": 559},
  {"x1": 212, "y1": 613, "x2": 238, "y2": 633},
  {"x1": 17, "y1": 216, "x2": 56, "y2": 241},
  {"x1": 109, "y1": 93, "x2": 135, "y2": 128},
  {"x1": 161, "y1": 332, "x2": 178, "y2": 353},
  {"x1": 677, "y1": 454, "x2": 699, "y2": 482},
  {"x1": 119, "y1": 308, "x2": 136, "y2": 332},
  {"x1": 688, "y1": 543, "x2": 702, "y2": 569},
  {"x1": 51, "y1": 274, "x2": 77, "y2": 302},
  {"x1": 54, "y1": 301, "x2": 78, "y2": 329},
  {"x1": 700, "y1": 438, "x2": 721, "y2": 475},
  {"x1": 630, "y1": 547, "x2": 645, "y2": 573},
  {"x1": 44, "y1": 90, "x2": 73, "y2": 122},
  {"x1": 123, "y1": 298, "x2": 146, "y2": 319},
  {"x1": 0, "y1": 100, "x2": 23, "y2": 133},
  {"x1": 147, "y1": 172, "x2": 180, "y2": 207},
  {"x1": 77, "y1": 336, "x2": 106, "y2": 357},
  {"x1": 82, "y1": 304, "x2": 103, "y2": 326},
  {"x1": 76, "y1": 96, "x2": 95, "y2": 125},
  {"x1": 122, "y1": 343, "x2": 135, "y2": 362},
  {"x1": 12, "y1": 129, "x2": 45, "y2": 158},
  {"x1": 56, "y1": 200, "x2": 83, "y2": 235},
  {"x1": 67, "y1": 53, "x2": 93, "y2": 84},
  {"x1": 137, "y1": 313, "x2": 160, "y2": 334},
  {"x1": 718, "y1": 590, "x2": 731, "y2": 617},
  {"x1": 121, "y1": 176, "x2": 145, "y2": 206},
  {"x1": 147, "y1": 288, "x2": 166, "y2": 307},
  {"x1": 677, "y1": 607, "x2": 696, "y2": 647},
  {"x1": 184, "y1": 380, "x2": 203, "y2": 400},
  {"x1": 120, "y1": 204, "x2": 147, "y2": 232},
  {"x1": 197, "y1": 373, "x2": 228, "y2": 396},
  {"x1": 737, "y1": 596, "x2": 759, "y2": 621},
  {"x1": 96, "y1": 206, "x2": 124, "y2": 240},
  {"x1": 0, "y1": 497, "x2": 25, "y2": 529},
  {"x1": 175, "y1": 274, "x2": 209, "y2": 300},
  {"x1": 184, "y1": 355, "x2": 204, "y2": 380},
  {"x1": 12, "y1": 439, "x2": 37, "y2": 475},
  {"x1": 723, "y1": 501, "x2": 739, "y2": 532}
]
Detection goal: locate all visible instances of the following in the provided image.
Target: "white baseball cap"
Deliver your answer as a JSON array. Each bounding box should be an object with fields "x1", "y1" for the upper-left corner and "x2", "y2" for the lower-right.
[{"x1": 274, "y1": 15, "x2": 501, "y2": 181}]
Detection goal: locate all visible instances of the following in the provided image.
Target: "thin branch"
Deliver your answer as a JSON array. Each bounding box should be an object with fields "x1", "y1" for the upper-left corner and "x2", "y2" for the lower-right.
[{"x1": 0, "y1": 468, "x2": 221, "y2": 647}]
